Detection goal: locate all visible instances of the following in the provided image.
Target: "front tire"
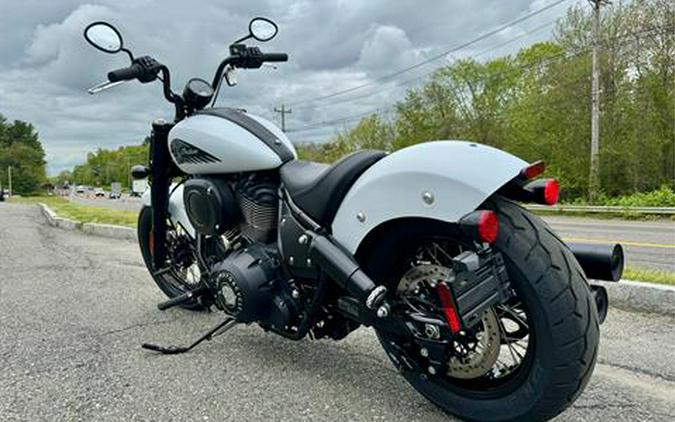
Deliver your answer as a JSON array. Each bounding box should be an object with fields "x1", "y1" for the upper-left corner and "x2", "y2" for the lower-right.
[
  {"x1": 364, "y1": 197, "x2": 599, "y2": 421},
  {"x1": 137, "y1": 206, "x2": 204, "y2": 310}
]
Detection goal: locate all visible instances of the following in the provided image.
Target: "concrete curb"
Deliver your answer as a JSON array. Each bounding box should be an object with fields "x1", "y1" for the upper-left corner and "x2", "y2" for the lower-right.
[
  {"x1": 81, "y1": 222, "x2": 136, "y2": 241},
  {"x1": 594, "y1": 280, "x2": 675, "y2": 317},
  {"x1": 39, "y1": 202, "x2": 80, "y2": 231},
  {"x1": 36, "y1": 203, "x2": 674, "y2": 316},
  {"x1": 38, "y1": 203, "x2": 137, "y2": 241}
]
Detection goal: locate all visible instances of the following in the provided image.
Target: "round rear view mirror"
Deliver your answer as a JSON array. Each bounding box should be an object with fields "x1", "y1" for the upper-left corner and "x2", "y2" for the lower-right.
[
  {"x1": 84, "y1": 22, "x2": 123, "y2": 53},
  {"x1": 249, "y1": 17, "x2": 278, "y2": 42}
]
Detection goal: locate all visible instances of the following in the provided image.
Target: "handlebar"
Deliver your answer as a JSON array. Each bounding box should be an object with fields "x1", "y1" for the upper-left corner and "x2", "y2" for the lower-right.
[
  {"x1": 108, "y1": 63, "x2": 144, "y2": 82},
  {"x1": 260, "y1": 53, "x2": 288, "y2": 62},
  {"x1": 210, "y1": 50, "x2": 288, "y2": 88}
]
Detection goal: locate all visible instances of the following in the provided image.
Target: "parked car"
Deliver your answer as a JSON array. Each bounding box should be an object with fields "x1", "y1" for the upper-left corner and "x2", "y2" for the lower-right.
[
  {"x1": 94, "y1": 188, "x2": 106, "y2": 197},
  {"x1": 75, "y1": 185, "x2": 86, "y2": 194}
]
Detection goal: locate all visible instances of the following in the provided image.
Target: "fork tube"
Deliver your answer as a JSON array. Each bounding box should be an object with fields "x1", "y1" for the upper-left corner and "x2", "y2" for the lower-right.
[{"x1": 150, "y1": 119, "x2": 173, "y2": 269}]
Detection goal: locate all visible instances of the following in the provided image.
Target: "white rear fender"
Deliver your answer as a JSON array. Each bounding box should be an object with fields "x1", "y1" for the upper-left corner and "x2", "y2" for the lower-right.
[
  {"x1": 141, "y1": 184, "x2": 196, "y2": 238},
  {"x1": 331, "y1": 141, "x2": 528, "y2": 254}
]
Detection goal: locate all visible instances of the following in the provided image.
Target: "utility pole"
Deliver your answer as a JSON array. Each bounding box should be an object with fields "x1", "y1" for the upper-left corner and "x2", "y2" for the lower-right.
[
  {"x1": 274, "y1": 104, "x2": 292, "y2": 132},
  {"x1": 588, "y1": 0, "x2": 610, "y2": 202},
  {"x1": 7, "y1": 166, "x2": 12, "y2": 198}
]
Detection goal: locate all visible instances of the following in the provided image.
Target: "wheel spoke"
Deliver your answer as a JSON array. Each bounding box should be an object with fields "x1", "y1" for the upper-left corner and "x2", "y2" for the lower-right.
[{"x1": 498, "y1": 305, "x2": 529, "y2": 330}]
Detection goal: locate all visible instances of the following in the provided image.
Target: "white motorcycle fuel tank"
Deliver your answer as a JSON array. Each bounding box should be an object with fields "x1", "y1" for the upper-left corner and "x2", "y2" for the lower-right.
[{"x1": 167, "y1": 108, "x2": 297, "y2": 174}]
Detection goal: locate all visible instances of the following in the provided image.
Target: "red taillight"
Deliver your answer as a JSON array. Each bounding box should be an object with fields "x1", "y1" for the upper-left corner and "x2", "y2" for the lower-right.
[
  {"x1": 521, "y1": 160, "x2": 546, "y2": 180},
  {"x1": 458, "y1": 210, "x2": 499, "y2": 244},
  {"x1": 477, "y1": 211, "x2": 499, "y2": 243},
  {"x1": 436, "y1": 283, "x2": 462, "y2": 334},
  {"x1": 543, "y1": 179, "x2": 559, "y2": 205}
]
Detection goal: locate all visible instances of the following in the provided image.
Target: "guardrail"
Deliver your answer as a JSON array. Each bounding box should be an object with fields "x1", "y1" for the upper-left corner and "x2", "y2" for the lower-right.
[{"x1": 525, "y1": 204, "x2": 675, "y2": 215}]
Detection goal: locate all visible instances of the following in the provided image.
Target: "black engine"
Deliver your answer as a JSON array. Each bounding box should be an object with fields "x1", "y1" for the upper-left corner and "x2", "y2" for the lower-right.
[
  {"x1": 183, "y1": 174, "x2": 299, "y2": 329},
  {"x1": 183, "y1": 174, "x2": 279, "y2": 242},
  {"x1": 210, "y1": 244, "x2": 298, "y2": 329},
  {"x1": 183, "y1": 177, "x2": 241, "y2": 236}
]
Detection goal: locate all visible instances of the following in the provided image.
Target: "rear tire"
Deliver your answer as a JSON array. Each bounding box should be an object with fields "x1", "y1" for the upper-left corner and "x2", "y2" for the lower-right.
[
  {"x1": 364, "y1": 197, "x2": 599, "y2": 421},
  {"x1": 137, "y1": 206, "x2": 204, "y2": 310}
]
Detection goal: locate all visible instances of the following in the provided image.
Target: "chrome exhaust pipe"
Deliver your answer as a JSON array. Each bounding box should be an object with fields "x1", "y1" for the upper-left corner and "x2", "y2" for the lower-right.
[{"x1": 569, "y1": 243, "x2": 624, "y2": 282}]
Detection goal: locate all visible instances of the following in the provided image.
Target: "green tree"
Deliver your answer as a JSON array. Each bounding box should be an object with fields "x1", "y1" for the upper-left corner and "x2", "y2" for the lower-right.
[
  {"x1": 0, "y1": 114, "x2": 46, "y2": 195},
  {"x1": 308, "y1": 0, "x2": 674, "y2": 201}
]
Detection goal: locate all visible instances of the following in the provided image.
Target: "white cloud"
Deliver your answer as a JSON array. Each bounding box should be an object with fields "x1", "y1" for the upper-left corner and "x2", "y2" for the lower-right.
[{"x1": 0, "y1": 0, "x2": 569, "y2": 174}]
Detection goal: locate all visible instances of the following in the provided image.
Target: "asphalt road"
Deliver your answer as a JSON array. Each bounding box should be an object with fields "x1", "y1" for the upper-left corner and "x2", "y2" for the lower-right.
[
  {"x1": 1, "y1": 203, "x2": 674, "y2": 421},
  {"x1": 544, "y1": 216, "x2": 675, "y2": 273},
  {"x1": 65, "y1": 195, "x2": 675, "y2": 272}
]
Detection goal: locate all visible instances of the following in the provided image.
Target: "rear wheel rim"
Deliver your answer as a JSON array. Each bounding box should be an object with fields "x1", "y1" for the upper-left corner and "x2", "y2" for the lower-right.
[{"x1": 383, "y1": 239, "x2": 535, "y2": 399}]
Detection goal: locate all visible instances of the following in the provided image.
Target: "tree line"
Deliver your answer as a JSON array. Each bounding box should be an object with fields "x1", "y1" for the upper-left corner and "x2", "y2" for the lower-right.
[
  {"x1": 296, "y1": 0, "x2": 674, "y2": 201},
  {"x1": 0, "y1": 114, "x2": 46, "y2": 195},
  {"x1": 56, "y1": 140, "x2": 149, "y2": 189}
]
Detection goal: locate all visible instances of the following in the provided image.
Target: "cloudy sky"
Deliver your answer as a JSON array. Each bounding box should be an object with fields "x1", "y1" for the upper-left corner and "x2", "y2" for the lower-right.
[{"x1": 0, "y1": 0, "x2": 583, "y2": 175}]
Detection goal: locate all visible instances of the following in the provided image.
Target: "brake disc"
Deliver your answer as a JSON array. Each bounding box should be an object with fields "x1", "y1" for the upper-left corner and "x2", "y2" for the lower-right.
[
  {"x1": 397, "y1": 264, "x2": 501, "y2": 379},
  {"x1": 446, "y1": 309, "x2": 500, "y2": 379}
]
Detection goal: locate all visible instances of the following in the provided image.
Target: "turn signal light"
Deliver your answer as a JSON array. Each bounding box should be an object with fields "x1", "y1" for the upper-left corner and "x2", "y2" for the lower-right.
[
  {"x1": 459, "y1": 210, "x2": 499, "y2": 244},
  {"x1": 521, "y1": 160, "x2": 546, "y2": 179},
  {"x1": 543, "y1": 179, "x2": 559, "y2": 205},
  {"x1": 523, "y1": 178, "x2": 559, "y2": 205}
]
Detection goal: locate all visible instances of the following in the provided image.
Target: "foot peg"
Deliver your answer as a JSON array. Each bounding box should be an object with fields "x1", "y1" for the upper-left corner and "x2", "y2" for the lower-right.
[
  {"x1": 142, "y1": 317, "x2": 238, "y2": 355},
  {"x1": 157, "y1": 285, "x2": 208, "y2": 311}
]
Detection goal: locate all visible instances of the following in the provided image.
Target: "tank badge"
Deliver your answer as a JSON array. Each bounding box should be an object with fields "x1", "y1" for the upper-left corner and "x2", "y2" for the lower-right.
[{"x1": 170, "y1": 138, "x2": 220, "y2": 165}]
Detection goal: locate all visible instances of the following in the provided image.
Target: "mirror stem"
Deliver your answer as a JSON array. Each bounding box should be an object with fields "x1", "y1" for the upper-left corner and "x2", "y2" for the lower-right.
[
  {"x1": 121, "y1": 48, "x2": 134, "y2": 61},
  {"x1": 232, "y1": 34, "x2": 252, "y2": 45}
]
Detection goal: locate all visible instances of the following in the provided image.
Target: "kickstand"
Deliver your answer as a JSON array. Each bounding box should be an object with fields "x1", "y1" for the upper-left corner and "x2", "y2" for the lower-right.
[{"x1": 142, "y1": 317, "x2": 238, "y2": 355}]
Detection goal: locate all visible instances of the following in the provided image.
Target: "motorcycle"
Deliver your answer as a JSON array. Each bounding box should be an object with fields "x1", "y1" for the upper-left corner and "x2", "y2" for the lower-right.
[{"x1": 83, "y1": 18, "x2": 624, "y2": 421}]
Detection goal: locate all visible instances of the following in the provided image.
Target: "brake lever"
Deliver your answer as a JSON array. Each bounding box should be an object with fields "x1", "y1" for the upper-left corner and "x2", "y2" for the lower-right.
[
  {"x1": 224, "y1": 65, "x2": 237, "y2": 87},
  {"x1": 87, "y1": 80, "x2": 127, "y2": 95}
]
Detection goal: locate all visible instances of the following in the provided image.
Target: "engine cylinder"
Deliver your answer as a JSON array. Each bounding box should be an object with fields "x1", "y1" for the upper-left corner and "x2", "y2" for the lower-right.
[{"x1": 235, "y1": 174, "x2": 278, "y2": 242}]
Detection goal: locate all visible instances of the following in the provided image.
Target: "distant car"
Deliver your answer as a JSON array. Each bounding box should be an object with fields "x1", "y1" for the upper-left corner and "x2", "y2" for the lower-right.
[
  {"x1": 94, "y1": 188, "x2": 105, "y2": 197},
  {"x1": 76, "y1": 185, "x2": 86, "y2": 194},
  {"x1": 109, "y1": 191, "x2": 121, "y2": 199}
]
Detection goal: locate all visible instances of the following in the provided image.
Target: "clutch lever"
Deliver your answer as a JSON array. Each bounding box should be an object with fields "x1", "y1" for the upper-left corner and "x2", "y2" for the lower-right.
[{"x1": 87, "y1": 79, "x2": 127, "y2": 95}]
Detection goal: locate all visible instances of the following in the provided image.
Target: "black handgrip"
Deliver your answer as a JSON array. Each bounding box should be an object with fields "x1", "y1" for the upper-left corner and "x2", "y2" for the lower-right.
[
  {"x1": 108, "y1": 63, "x2": 143, "y2": 82},
  {"x1": 261, "y1": 53, "x2": 288, "y2": 62}
]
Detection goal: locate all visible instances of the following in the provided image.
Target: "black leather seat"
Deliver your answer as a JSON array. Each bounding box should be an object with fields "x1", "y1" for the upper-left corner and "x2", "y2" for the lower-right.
[{"x1": 280, "y1": 150, "x2": 387, "y2": 226}]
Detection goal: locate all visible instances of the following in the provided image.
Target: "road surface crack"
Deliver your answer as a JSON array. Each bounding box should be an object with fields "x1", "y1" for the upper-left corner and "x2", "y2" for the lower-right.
[{"x1": 598, "y1": 359, "x2": 675, "y2": 383}]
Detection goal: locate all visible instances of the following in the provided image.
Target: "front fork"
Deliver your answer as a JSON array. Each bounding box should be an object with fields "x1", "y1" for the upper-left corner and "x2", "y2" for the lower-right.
[{"x1": 149, "y1": 119, "x2": 174, "y2": 269}]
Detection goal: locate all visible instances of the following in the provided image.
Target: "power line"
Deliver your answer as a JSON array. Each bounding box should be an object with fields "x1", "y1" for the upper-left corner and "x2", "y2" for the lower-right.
[
  {"x1": 289, "y1": 50, "x2": 577, "y2": 133},
  {"x1": 288, "y1": 0, "x2": 571, "y2": 109},
  {"x1": 291, "y1": 18, "x2": 561, "y2": 113},
  {"x1": 288, "y1": 26, "x2": 671, "y2": 134}
]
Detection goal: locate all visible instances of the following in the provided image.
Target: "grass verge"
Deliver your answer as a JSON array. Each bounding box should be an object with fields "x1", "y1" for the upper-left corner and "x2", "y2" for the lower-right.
[
  {"x1": 623, "y1": 266, "x2": 675, "y2": 286},
  {"x1": 10, "y1": 196, "x2": 137, "y2": 228}
]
